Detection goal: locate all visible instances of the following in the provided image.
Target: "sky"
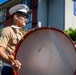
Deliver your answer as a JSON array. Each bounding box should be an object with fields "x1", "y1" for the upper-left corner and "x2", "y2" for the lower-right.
[{"x1": 0, "y1": 0, "x2": 7, "y2": 4}]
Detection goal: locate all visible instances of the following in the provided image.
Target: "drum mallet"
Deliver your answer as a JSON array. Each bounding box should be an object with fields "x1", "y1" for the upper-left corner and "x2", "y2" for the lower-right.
[{"x1": 9, "y1": 55, "x2": 16, "y2": 64}]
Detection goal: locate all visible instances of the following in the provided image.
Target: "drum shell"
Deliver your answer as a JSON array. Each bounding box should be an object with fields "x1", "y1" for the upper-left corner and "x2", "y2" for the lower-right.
[{"x1": 14, "y1": 27, "x2": 76, "y2": 75}]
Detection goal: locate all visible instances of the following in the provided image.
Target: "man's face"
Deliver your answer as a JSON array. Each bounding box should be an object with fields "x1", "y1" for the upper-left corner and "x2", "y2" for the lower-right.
[{"x1": 14, "y1": 13, "x2": 27, "y2": 28}]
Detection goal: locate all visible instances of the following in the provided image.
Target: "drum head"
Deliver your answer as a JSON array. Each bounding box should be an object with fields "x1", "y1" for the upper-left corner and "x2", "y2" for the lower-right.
[{"x1": 14, "y1": 27, "x2": 76, "y2": 75}]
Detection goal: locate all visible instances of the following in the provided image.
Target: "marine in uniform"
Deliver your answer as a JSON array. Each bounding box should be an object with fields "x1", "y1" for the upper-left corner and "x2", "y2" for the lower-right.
[{"x1": 0, "y1": 4, "x2": 31, "y2": 75}]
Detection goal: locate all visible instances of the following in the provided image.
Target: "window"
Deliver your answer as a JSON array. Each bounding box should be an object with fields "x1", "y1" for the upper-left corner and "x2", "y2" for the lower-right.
[
  {"x1": 0, "y1": 23, "x2": 5, "y2": 30},
  {"x1": 74, "y1": 0, "x2": 76, "y2": 16},
  {"x1": 0, "y1": 8, "x2": 6, "y2": 22}
]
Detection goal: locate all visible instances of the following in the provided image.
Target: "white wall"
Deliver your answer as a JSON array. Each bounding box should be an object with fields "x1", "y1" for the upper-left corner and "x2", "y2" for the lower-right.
[
  {"x1": 37, "y1": 0, "x2": 76, "y2": 30},
  {"x1": 65, "y1": 0, "x2": 76, "y2": 30}
]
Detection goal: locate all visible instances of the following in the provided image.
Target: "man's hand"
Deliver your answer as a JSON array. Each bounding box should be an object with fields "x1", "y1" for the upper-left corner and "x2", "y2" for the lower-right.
[
  {"x1": 11, "y1": 60, "x2": 21, "y2": 70},
  {"x1": 9, "y1": 55, "x2": 21, "y2": 70}
]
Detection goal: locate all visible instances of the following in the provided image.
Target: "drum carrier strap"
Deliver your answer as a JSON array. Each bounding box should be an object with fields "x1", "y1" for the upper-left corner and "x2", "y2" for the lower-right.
[{"x1": 11, "y1": 27, "x2": 19, "y2": 43}]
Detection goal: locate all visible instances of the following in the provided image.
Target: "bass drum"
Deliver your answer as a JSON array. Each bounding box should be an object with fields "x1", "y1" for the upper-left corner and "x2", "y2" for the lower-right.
[{"x1": 14, "y1": 27, "x2": 76, "y2": 75}]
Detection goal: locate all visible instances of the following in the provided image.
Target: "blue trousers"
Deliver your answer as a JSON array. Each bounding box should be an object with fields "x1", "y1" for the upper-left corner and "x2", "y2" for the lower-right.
[{"x1": 1, "y1": 66, "x2": 14, "y2": 75}]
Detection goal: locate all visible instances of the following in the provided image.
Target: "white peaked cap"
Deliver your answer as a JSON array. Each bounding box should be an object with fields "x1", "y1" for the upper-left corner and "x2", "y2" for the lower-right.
[{"x1": 9, "y1": 4, "x2": 32, "y2": 15}]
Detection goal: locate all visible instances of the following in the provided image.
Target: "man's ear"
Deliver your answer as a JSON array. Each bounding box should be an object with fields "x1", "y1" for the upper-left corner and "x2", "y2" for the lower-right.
[{"x1": 14, "y1": 14, "x2": 18, "y2": 20}]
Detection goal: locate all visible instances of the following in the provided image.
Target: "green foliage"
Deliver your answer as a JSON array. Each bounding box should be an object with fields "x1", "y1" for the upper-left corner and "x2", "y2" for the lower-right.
[{"x1": 64, "y1": 27, "x2": 76, "y2": 43}]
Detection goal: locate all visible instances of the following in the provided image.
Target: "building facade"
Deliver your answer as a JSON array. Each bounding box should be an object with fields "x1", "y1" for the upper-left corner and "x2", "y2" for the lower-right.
[{"x1": 0, "y1": 0, "x2": 76, "y2": 30}]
